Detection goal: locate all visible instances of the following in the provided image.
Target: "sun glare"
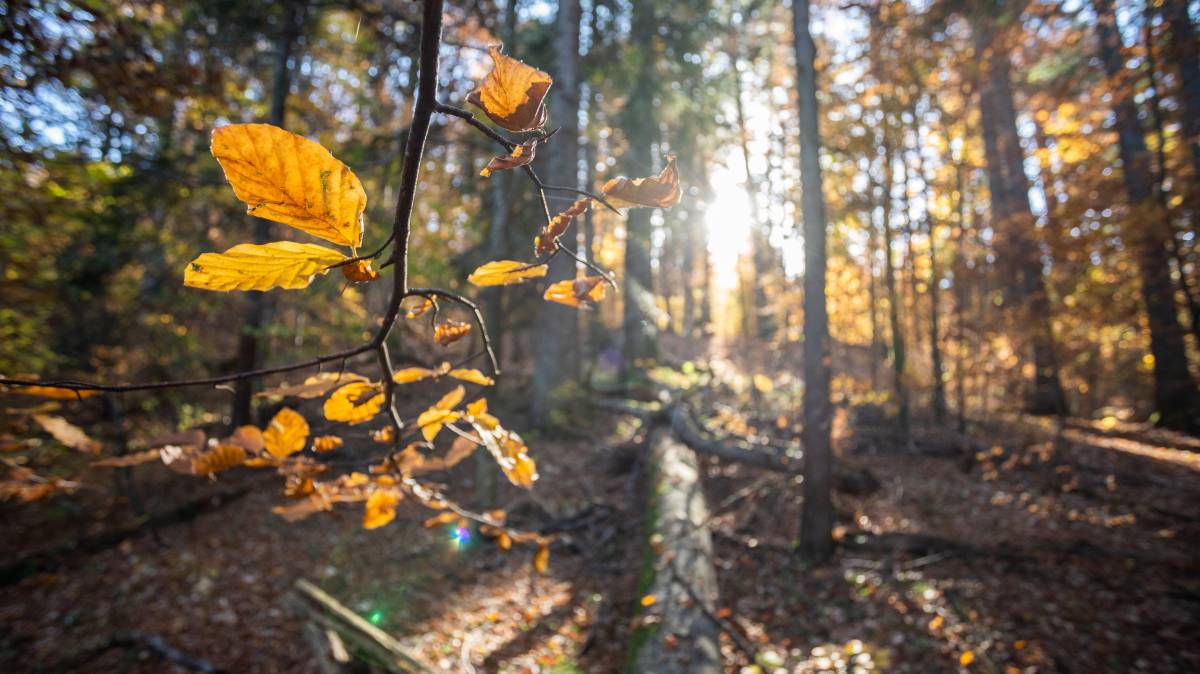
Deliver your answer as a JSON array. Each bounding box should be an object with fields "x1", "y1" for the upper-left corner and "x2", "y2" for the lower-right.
[{"x1": 704, "y1": 163, "x2": 754, "y2": 292}]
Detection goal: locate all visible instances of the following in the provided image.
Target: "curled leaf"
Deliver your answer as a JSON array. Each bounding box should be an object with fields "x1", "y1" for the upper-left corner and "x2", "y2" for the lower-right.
[
  {"x1": 601, "y1": 156, "x2": 681, "y2": 209},
  {"x1": 468, "y1": 260, "x2": 548, "y2": 287},
  {"x1": 534, "y1": 542, "x2": 549, "y2": 574},
  {"x1": 191, "y1": 443, "x2": 247, "y2": 476},
  {"x1": 93, "y1": 448, "x2": 162, "y2": 467},
  {"x1": 393, "y1": 362, "x2": 450, "y2": 384},
  {"x1": 184, "y1": 241, "x2": 346, "y2": 292},
  {"x1": 324, "y1": 382, "x2": 385, "y2": 425},
  {"x1": 543, "y1": 277, "x2": 608, "y2": 308},
  {"x1": 534, "y1": 199, "x2": 590, "y2": 257},
  {"x1": 256, "y1": 372, "x2": 368, "y2": 399},
  {"x1": 211, "y1": 123, "x2": 366, "y2": 248},
  {"x1": 364, "y1": 489, "x2": 401, "y2": 529},
  {"x1": 340, "y1": 259, "x2": 380, "y2": 283},
  {"x1": 406, "y1": 297, "x2": 434, "y2": 319},
  {"x1": 467, "y1": 46, "x2": 552, "y2": 132},
  {"x1": 465, "y1": 399, "x2": 500, "y2": 429},
  {"x1": 481, "y1": 139, "x2": 538, "y2": 177},
  {"x1": 3, "y1": 385, "x2": 99, "y2": 400},
  {"x1": 416, "y1": 385, "x2": 465, "y2": 442},
  {"x1": 32, "y1": 414, "x2": 101, "y2": 454},
  {"x1": 434, "y1": 320, "x2": 472, "y2": 346},
  {"x1": 448, "y1": 368, "x2": 494, "y2": 386},
  {"x1": 263, "y1": 407, "x2": 309, "y2": 459}
]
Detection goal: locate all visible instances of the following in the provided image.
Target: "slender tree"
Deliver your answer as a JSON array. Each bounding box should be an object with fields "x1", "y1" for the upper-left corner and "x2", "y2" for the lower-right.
[{"x1": 793, "y1": 0, "x2": 833, "y2": 564}]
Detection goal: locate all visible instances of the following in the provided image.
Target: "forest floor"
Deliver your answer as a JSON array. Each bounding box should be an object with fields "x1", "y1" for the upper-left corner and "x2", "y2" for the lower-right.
[{"x1": 1, "y1": 374, "x2": 1198, "y2": 673}]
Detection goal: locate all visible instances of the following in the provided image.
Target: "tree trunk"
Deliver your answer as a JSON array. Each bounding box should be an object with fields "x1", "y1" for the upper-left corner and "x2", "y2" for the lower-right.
[
  {"x1": 231, "y1": 0, "x2": 304, "y2": 427},
  {"x1": 973, "y1": 27, "x2": 1068, "y2": 416},
  {"x1": 881, "y1": 129, "x2": 910, "y2": 439},
  {"x1": 1094, "y1": 0, "x2": 1200, "y2": 431},
  {"x1": 914, "y1": 133, "x2": 947, "y2": 423},
  {"x1": 793, "y1": 0, "x2": 833, "y2": 564},
  {"x1": 531, "y1": 0, "x2": 580, "y2": 427},
  {"x1": 620, "y1": 0, "x2": 658, "y2": 373},
  {"x1": 1162, "y1": 0, "x2": 1200, "y2": 181}
]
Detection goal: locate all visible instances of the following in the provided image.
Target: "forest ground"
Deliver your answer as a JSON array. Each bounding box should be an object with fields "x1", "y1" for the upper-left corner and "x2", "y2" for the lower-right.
[{"x1": 1, "y1": 365, "x2": 1198, "y2": 673}]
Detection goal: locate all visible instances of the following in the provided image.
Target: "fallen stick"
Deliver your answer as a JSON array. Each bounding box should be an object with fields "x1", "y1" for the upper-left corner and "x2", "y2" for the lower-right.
[{"x1": 284, "y1": 578, "x2": 435, "y2": 674}]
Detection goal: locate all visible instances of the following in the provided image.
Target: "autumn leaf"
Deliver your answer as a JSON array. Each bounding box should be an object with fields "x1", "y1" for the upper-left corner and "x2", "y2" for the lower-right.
[
  {"x1": 417, "y1": 385, "x2": 465, "y2": 442},
  {"x1": 340, "y1": 259, "x2": 380, "y2": 283},
  {"x1": 959, "y1": 651, "x2": 975, "y2": 666},
  {"x1": 263, "y1": 407, "x2": 309, "y2": 459},
  {"x1": 32, "y1": 415, "x2": 101, "y2": 453},
  {"x1": 256, "y1": 371, "x2": 367, "y2": 399},
  {"x1": 393, "y1": 362, "x2": 450, "y2": 384},
  {"x1": 543, "y1": 276, "x2": 608, "y2": 308},
  {"x1": 211, "y1": 123, "x2": 366, "y2": 248},
  {"x1": 497, "y1": 532, "x2": 513, "y2": 550},
  {"x1": 312, "y1": 435, "x2": 343, "y2": 452},
  {"x1": 3, "y1": 385, "x2": 98, "y2": 400},
  {"x1": 184, "y1": 241, "x2": 346, "y2": 292},
  {"x1": 363, "y1": 489, "x2": 400, "y2": 529},
  {"x1": 481, "y1": 139, "x2": 538, "y2": 177},
  {"x1": 93, "y1": 448, "x2": 162, "y2": 467},
  {"x1": 472, "y1": 423, "x2": 537, "y2": 489},
  {"x1": 640, "y1": 594, "x2": 657, "y2": 607},
  {"x1": 448, "y1": 368, "x2": 494, "y2": 386},
  {"x1": 534, "y1": 542, "x2": 550, "y2": 574},
  {"x1": 468, "y1": 260, "x2": 548, "y2": 287},
  {"x1": 467, "y1": 46, "x2": 552, "y2": 132},
  {"x1": 434, "y1": 320, "x2": 471, "y2": 346},
  {"x1": 324, "y1": 382, "x2": 385, "y2": 425},
  {"x1": 601, "y1": 156, "x2": 681, "y2": 209},
  {"x1": 406, "y1": 297, "x2": 434, "y2": 318},
  {"x1": 465, "y1": 398, "x2": 500, "y2": 429},
  {"x1": 371, "y1": 426, "x2": 395, "y2": 444},
  {"x1": 192, "y1": 444, "x2": 247, "y2": 476},
  {"x1": 534, "y1": 198, "x2": 591, "y2": 256},
  {"x1": 424, "y1": 511, "x2": 458, "y2": 528}
]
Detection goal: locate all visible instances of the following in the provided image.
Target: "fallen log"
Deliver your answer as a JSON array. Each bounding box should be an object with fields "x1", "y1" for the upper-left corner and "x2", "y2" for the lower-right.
[
  {"x1": 630, "y1": 428, "x2": 722, "y2": 674},
  {"x1": 283, "y1": 578, "x2": 435, "y2": 674}
]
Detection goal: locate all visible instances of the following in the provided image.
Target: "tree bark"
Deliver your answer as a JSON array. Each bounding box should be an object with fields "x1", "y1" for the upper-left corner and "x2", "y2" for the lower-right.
[
  {"x1": 232, "y1": 0, "x2": 305, "y2": 427},
  {"x1": 1094, "y1": 0, "x2": 1200, "y2": 431},
  {"x1": 881, "y1": 129, "x2": 910, "y2": 439},
  {"x1": 531, "y1": 0, "x2": 580, "y2": 427},
  {"x1": 1162, "y1": 0, "x2": 1200, "y2": 181},
  {"x1": 972, "y1": 26, "x2": 1068, "y2": 416},
  {"x1": 793, "y1": 0, "x2": 834, "y2": 564}
]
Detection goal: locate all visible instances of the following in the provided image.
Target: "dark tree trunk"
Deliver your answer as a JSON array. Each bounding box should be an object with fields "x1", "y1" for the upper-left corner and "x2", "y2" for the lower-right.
[
  {"x1": 793, "y1": 0, "x2": 833, "y2": 564},
  {"x1": 1162, "y1": 0, "x2": 1200, "y2": 180},
  {"x1": 1094, "y1": 0, "x2": 1200, "y2": 431},
  {"x1": 231, "y1": 0, "x2": 304, "y2": 427},
  {"x1": 881, "y1": 130, "x2": 910, "y2": 439}
]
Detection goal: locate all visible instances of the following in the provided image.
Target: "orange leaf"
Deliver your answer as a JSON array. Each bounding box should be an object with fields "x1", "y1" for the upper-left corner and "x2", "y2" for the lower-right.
[
  {"x1": 481, "y1": 139, "x2": 538, "y2": 177},
  {"x1": 263, "y1": 407, "x2": 309, "y2": 459},
  {"x1": 640, "y1": 594, "x2": 657, "y2": 607},
  {"x1": 543, "y1": 277, "x2": 608, "y2": 308},
  {"x1": 340, "y1": 259, "x2": 380, "y2": 283},
  {"x1": 4, "y1": 385, "x2": 98, "y2": 400},
  {"x1": 434, "y1": 320, "x2": 472, "y2": 346},
  {"x1": 392, "y1": 364, "x2": 446, "y2": 384},
  {"x1": 424, "y1": 511, "x2": 459, "y2": 528},
  {"x1": 312, "y1": 435, "x2": 343, "y2": 452},
  {"x1": 959, "y1": 651, "x2": 975, "y2": 666},
  {"x1": 192, "y1": 443, "x2": 247, "y2": 476},
  {"x1": 256, "y1": 372, "x2": 368, "y2": 399},
  {"x1": 448, "y1": 368, "x2": 494, "y2": 386},
  {"x1": 324, "y1": 382, "x2": 384, "y2": 425},
  {"x1": 468, "y1": 260, "x2": 548, "y2": 287},
  {"x1": 371, "y1": 426, "x2": 395, "y2": 444},
  {"x1": 406, "y1": 296, "x2": 434, "y2": 318},
  {"x1": 467, "y1": 46, "x2": 552, "y2": 132},
  {"x1": 93, "y1": 449, "x2": 162, "y2": 467},
  {"x1": 364, "y1": 489, "x2": 401, "y2": 529},
  {"x1": 534, "y1": 542, "x2": 550, "y2": 574},
  {"x1": 601, "y1": 156, "x2": 681, "y2": 209}
]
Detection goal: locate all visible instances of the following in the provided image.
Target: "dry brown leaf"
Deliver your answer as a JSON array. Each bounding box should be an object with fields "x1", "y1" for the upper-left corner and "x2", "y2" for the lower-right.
[
  {"x1": 32, "y1": 415, "x2": 101, "y2": 454},
  {"x1": 93, "y1": 449, "x2": 162, "y2": 468},
  {"x1": 406, "y1": 297, "x2": 434, "y2": 319},
  {"x1": 601, "y1": 156, "x2": 681, "y2": 209},
  {"x1": 467, "y1": 46, "x2": 552, "y2": 132},
  {"x1": 434, "y1": 320, "x2": 472, "y2": 346},
  {"x1": 480, "y1": 139, "x2": 538, "y2": 177}
]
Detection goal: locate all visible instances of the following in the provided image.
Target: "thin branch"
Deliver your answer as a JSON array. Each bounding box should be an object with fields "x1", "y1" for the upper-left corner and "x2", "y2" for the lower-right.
[
  {"x1": 406, "y1": 288, "x2": 500, "y2": 376},
  {"x1": 556, "y1": 241, "x2": 619, "y2": 290}
]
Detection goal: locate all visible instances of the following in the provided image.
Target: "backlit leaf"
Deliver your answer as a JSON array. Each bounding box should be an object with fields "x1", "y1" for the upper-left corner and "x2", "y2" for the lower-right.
[
  {"x1": 434, "y1": 320, "x2": 472, "y2": 346},
  {"x1": 3, "y1": 385, "x2": 99, "y2": 400},
  {"x1": 468, "y1": 260, "x2": 548, "y2": 287},
  {"x1": 417, "y1": 385, "x2": 465, "y2": 442},
  {"x1": 601, "y1": 156, "x2": 681, "y2": 209},
  {"x1": 312, "y1": 435, "x2": 343, "y2": 452},
  {"x1": 393, "y1": 362, "x2": 450, "y2": 384},
  {"x1": 263, "y1": 407, "x2": 309, "y2": 459},
  {"x1": 211, "y1": 123, "x2": 366, "y2": 248},
  {"x1": 448, "y1": 368, "x2": 494, "y2": 386},
  {"x1": 363, "y1": 489, "x2": 400, "y2": 529},
  {"x1": 192, "y1": 444, "x2": 247, "y2": 476},
  {"x1": 543, "y1": 277, "x2": 608, "y2": 308},
  {"x1": 481, "y1": 139, "x2": 538, "y2": 177},
  {"x1": 256, "y1": 372, "x2": 368, "y2": 399},
  {"x1": 32, "y1": 415, "x2": 101, "y2": 453},
  {"x1": 406, "y1": 297, "x2": 434, "y2": 318},
  {"x1": 534, "y1": 542, "x2": 549, "y2": 574},
  {"x1": 324, "y1": 382, "x2": 385, "y2": 425},
  {"x1": 184, "y1": 241, "x2": 346, "y2": 292},
  {"x1": 534, "y1": 199, "x2": 591, "y2": 256},
  {"x1": 465, "y1": 399, "x2": 500, "y2": 429},
  {"x1": 467, "y1": 46, "x2": 552, "y2": 132},
  {"x1": 340, "y1": 259, "x2": 380, "y2": 283},
  {"x1": 424, "y1": 511, "x2": 458, "y2": 528}
]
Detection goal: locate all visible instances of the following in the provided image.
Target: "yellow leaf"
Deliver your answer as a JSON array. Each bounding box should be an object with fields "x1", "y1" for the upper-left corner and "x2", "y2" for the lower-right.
[
  {"x1": 424, "y1": 511, "x2": 459, "y2": 528},
  {"x1": 435, "y1": 385, "x2": 466, "y2": 411},
  {"x1": 497, "y1": 532, "x2": 512, "y2": 550},
  {"x1": 324, "y1": 382, "x2": 384, "y2": 425},
  {"x1": 416, "y1": 385, "x2": 465, "y2": 442},
  {"x1": 543, "y1": 277, "x2": 608, "y2": 308},
  {"x1": 466, "y1": 398, "x2": 500, "y2": 429},
  {"x1": 434, "y1": 320, "x2": 472, "y2": 346},
  {"x1": 312, "y1": 435, "x2": 343, "y2": 452},
  {"x1": 534, "y1": 542, "x2": 549, "y2": 574},
  {"x1": 192, "y1": 444, "x2": 247, "y2": 476},
  {"x1": 640, "y1": 594, "x2": 657, "y2": 607},
  {"x1": 467, "y1": 260, "x2": 549, "y2": 287},
  {"x1": 449, "y1": 368, "x2": 494, "y2": 386},
  {"x1": 211, "y1": 123, "x2": 366, "y2": 248},
  {"x1": 371, "y1": 426, "x2": 395, "y2": 443},
  {"x1": 340, "y1": 259, "x2": 380, "y2": 283},
  {"x1": 753, "y1": 374, "x2": 774, "y2": 393},
  {"x1": 184, "y1": 241, "x2": 346, "y2": 292},
  {"x1": 406, "y1": 297, "x2": 434, "y2": 318},
  {"x1": 601, "y1": 156, "x2": 681, "y2": 209},
  {"x1": 392, "y1": 362, "x2": 449, "y2": 384},
  {"x1": 256, "y1": 371, "x2": 367, "y2": 399},
  {"x1": 3, "y1": 385, "x2": 99, "y2": 400},
  {"x1": 263, "y1": 407, "x2": 309, "y2": 459},
  {"x1": 929, "y1": 615, "x2": 944, "y2": 630},
  {"x1": 959, "y1": 651, "x2": 975, "y2": 666},
  {"x1": 467, "y1": 46, "x2": 552, "y2": 132},
  {"x1": 32, "y1": 415, "x2": 102, "y2": 453},
  {"x1": 363, "y1": 489, "x2": 400, "y2": 529}
]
